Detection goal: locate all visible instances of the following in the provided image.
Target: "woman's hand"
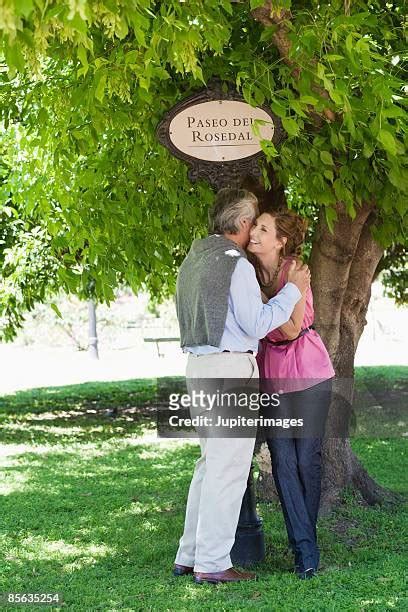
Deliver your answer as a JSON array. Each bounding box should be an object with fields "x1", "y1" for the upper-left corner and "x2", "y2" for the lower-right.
[{"x1": 287, "y1": 260, "x2": 311, "y2": 295}]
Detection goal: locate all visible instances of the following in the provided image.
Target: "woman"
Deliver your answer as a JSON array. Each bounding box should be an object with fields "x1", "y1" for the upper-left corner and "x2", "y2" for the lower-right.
[{"x1": 247, "y1": 210, "x2": 335, "y2": 580}]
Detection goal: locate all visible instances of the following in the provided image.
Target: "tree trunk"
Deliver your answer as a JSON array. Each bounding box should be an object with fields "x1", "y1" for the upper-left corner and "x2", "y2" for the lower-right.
[
  {"x1": 241, "y1": 165, "x2": 287, "y2": 212},
  {"x1": 88, "y1": 299, "x2": 99, "y2": 360},
  {"x1": 312, "y1": 203, "x2": 398, "y2": 511},
  {"x1": 255, "y1": 195, "x2": 399, "y2": 511}
]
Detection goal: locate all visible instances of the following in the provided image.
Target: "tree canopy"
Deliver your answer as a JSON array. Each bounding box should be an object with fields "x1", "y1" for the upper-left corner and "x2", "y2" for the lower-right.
[{"x1": 0, "y1": 0, "x2": 406, "y2": 340}]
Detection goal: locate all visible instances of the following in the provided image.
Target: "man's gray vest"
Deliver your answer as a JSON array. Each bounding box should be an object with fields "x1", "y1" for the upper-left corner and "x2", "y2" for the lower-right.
[{"x1": 176, "y1": 235, "x2": 246, "y2": 348}]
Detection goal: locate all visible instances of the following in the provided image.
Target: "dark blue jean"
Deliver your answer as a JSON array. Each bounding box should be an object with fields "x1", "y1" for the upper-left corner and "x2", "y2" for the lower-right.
[{"x1": 266, "y1": 378, "x2": 333, "y2": 572}]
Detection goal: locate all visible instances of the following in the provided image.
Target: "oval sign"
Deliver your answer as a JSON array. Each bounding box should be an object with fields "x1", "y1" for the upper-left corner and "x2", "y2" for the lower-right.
[{"x1": 168, "y1": 100, "x2": 275, "y2": 163}]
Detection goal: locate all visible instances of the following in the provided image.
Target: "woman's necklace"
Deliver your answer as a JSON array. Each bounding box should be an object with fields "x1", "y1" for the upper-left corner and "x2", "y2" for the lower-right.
[{"x1": 257, "y1": 255, "x2": 283, "y2": 288}]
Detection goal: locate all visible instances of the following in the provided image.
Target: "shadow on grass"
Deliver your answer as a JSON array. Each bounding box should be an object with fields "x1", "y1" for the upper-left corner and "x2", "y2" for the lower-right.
[
  {"x1": 0, "y1": 377, "x2": 191, "y2": 445},
  {"x1": 0, "y1": 379, "x2": 159, "y2": 414},
  {"x1": 0, "y1": 411, "x2": 156, "y2": 445},
  {"x1": 1, "y1": 435, "x2": 406, "y2": 610}
]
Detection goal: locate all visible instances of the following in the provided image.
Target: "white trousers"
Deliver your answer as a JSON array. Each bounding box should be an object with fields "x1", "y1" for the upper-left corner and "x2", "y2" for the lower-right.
[{"x1": 175, "y1": 352, "x2": 259, "y2": 573}]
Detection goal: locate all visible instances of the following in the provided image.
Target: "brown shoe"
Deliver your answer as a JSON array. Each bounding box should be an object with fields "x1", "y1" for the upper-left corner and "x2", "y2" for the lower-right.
[
  {"x1": 194, "y1": 567, "x2": 256, "y2": 584},
  {"x1": 173, "y1": 563, "x2": 194, "y2": 577}
]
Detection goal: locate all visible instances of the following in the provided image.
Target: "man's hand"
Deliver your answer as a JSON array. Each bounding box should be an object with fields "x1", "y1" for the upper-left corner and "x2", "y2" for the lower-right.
[{"x1": 287, "y1": 260, "x2": 311, "y2": 294}]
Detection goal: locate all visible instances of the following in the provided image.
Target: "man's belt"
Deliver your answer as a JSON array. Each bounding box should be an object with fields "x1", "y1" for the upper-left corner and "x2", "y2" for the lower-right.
[
  {"x1": 222, "y1": 350, "x2": 255, "y2": 355},
  {"x1": 265, "y1": 324, "x2": 315, "y2": 347}
]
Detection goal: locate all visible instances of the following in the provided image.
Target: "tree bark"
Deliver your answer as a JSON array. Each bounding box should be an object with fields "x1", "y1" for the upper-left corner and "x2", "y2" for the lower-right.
[{"x1": 310, "y1": 202, "x2": 374, "y2": 362}]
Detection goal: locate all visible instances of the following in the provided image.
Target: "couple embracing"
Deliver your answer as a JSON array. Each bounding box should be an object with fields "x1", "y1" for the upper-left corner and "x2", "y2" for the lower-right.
[{"x1": 173, "y1": 188, "x2": 334, "y2": 584}]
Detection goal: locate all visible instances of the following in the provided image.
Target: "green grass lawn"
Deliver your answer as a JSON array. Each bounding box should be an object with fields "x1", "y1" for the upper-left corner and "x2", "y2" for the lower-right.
[{"x1": 0, "y1": 367, "x2": 406, "y2": 611}]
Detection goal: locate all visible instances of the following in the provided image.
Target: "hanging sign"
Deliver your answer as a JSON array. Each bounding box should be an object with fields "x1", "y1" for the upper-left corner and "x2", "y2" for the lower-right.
[
  {"x1": 168, "y1": 100, "x2": 275, "y2": 163},
  {"x1": 156, "y1": 80, "x2": 284, "y2": 190}
]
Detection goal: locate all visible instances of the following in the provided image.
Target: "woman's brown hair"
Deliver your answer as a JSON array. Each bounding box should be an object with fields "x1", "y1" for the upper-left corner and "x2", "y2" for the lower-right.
[{"x1": 265, "y1": 210, "x2": 308, "y2": 259}]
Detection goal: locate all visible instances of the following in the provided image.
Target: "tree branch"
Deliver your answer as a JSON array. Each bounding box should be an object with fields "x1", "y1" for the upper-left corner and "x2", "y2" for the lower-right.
[{"x1": 251, "y1": 1, "x2": 336, "y2": 122}]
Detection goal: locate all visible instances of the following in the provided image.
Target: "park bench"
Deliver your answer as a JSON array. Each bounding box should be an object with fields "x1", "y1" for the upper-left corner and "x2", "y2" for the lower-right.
[{"x1": 144, "y1": 336, "x2": 180, "y2": 357}]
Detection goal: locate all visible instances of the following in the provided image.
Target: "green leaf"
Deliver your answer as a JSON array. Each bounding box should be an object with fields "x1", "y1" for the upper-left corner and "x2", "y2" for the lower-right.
[
  {"x1": 77, "y1": 46, "x2": 88, "y2": 67},
  {"x1": 50, "y1": 303, "x2": 63, "y2": 319},
  {"x1": 220, "y1": 0, "x2": 233, "y2": 15},
  {"x1": 363, "y1": 140, "x2": 375, "y2": 158},
  {"x1": 320, "y1": 151, "x2": 334, "y2": 166},
  {"x1": 325, "y1": 207, "x2": 337, "y2": 233},
  {"x1": 345, "y1": 33, "x2": 354, "y2": 54},
  {"x1": 324, "y1": 169, "x2": 334, "y2": 182},
  {"x1": 289, "y1": 100, "x2": 307, "y2": 118},
  {"x1": 383, "y1": 106, "x2": 406, "y2": 119},
  {"x1": 134, "y1": 26, "x2": 146, "y2": 47},
  {"x1": 344, "y1": 113, "x2": 355, "y2": 137},
  {"x1": 388, "y1": 166, "x2": 408, "y2": 192},
  {"x1": 299, "y1": 95, "x2": 318, "y2": 106},
  {"x1": 250, "y1": 0, "x2": 265, "y2": 9},
  {"x1": 44, "y1": 4, "x2": 65, "y2": 20},
  {"x1": 115, "y1": 16, "x2": 129, "y2": 39},
  {"x1": 317, "y1": 63, "x2": 325, "y2": 79},
  {"x1": 330, "y1": 130, "x2": 339, "y2": 148},
  {"x1": 260, "y1": 139, "x2": 278, "y2": 159},
  {"x1": 271, "y1": 101, "x2": 287, "y2": 119},
  {"x1": 77, "y1": 46, "x2": 88, "y2": 77},
  {"x1": 4, "y1": 41, "x2": 25, "y2": 73},
  {"x1": 125, "y1": 50, "x2": 139, "y2": 64},
  {"x1": 346, "y1": 202, "x2": 356, "y2": 220},
  {"x1": 95, "y1": 72, "x2": 107, "y2": 103},
  {"x1": 15, "y1": 0, "x2": 34, "y2": 18},
  {"x1": 259, "y1": 25, "x2": 279, "y2": 42},
  {"x1": 69, "y1": 13, "x2": 87, "y2": 33},
  {"x1": 334, "y1": 179, "x2": 353, "y2": 205},
  {"x1": 253, "y1": 87, "x2": 265, "y2": 106},
  {"x1": 329, "y1": 90, "x2": 342, "y2": 105},
  {"x1": 324, "y1": 54, "x2": 344, "y2": 61},
  {"x1": 192, "y1": 64, "x2": 205, "y2": 84},
  {"x1": 377, "y1": 130, "x2": 397, "y2": 156},
  {"x1": 281, "y1": 117, "x2": 299, "y2": 137}
]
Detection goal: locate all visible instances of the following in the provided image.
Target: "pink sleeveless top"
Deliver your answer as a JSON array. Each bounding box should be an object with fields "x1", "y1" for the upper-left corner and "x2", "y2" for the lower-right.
[{"x1": 257, "y1": 258, "x2": 335, "y2": 393}]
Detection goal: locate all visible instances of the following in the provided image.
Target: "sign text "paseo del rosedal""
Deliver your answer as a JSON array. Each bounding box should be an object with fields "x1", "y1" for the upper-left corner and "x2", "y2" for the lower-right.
[{"x1": 187, "y1": 116, "x2": 255, "y2": 143}]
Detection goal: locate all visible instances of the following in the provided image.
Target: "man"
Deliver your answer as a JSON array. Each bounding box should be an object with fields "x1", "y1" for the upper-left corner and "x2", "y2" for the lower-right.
[{"x1": 173, "y1": 188, "x2": 310, "y2": 584}]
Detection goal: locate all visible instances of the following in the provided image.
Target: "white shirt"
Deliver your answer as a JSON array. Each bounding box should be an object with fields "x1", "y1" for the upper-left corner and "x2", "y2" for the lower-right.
[{"x1": 186, "y1": 258, "x2": 301, "y2": 354}]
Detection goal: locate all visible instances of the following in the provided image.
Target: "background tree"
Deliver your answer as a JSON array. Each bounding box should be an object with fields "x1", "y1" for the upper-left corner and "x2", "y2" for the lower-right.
[{"x1": 0, "y1": 0, "x2": 406, "y2": 508}]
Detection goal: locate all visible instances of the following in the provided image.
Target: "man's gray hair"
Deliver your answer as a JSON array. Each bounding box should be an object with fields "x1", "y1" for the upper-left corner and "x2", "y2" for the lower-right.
[{"x1": 209, "y1": 188, "x2": 259, "y2": 234}]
